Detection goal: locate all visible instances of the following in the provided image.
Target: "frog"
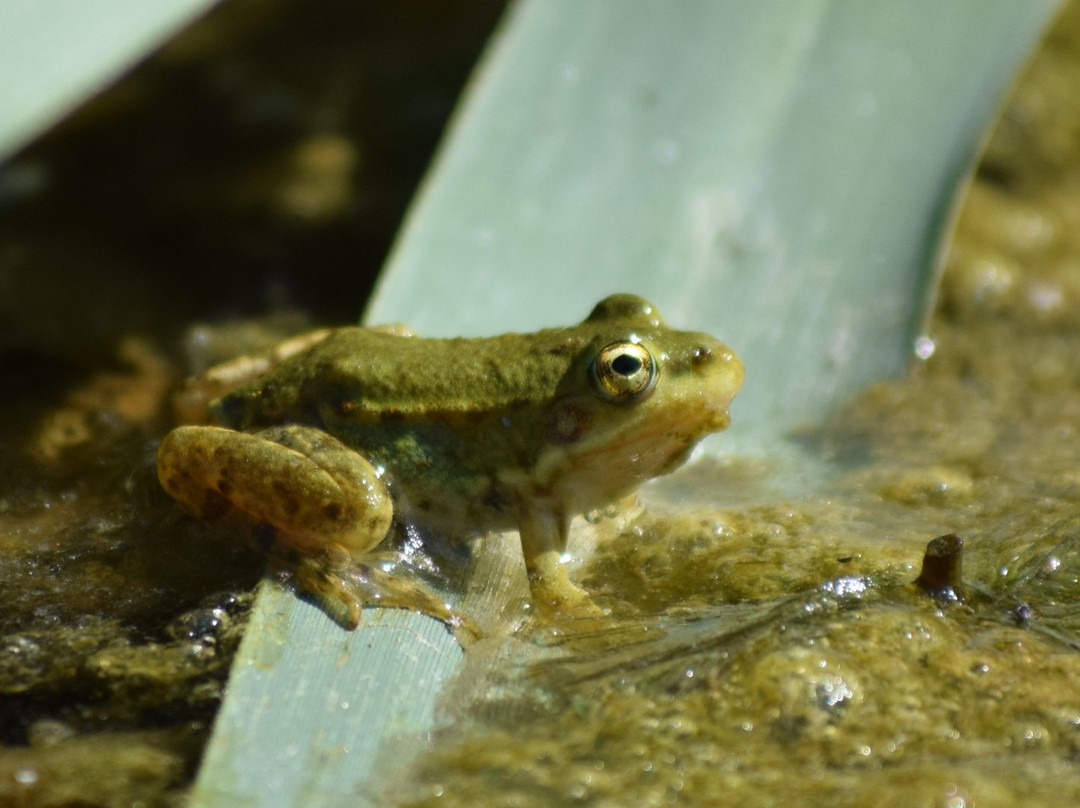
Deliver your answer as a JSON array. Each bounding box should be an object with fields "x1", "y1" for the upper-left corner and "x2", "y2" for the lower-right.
[{"x1": 156, "y1": 294, "x2": 744, "y2": 632}]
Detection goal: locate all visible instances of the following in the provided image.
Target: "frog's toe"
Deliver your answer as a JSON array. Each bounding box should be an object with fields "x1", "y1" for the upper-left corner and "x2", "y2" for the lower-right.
[
  {"x1": 274, "y1": 547, "x2": 363, "y2": 629},
  {"x1": 273, "y1": 545, "x2": 480, "y2": 643},
  {"x1": 308, "y1": 588, "x2": 363, "y2": 631},
  {"x1": 336, "y1": 563, "x2": 482, "y2": 645},
  {"x1": 531, "y1": 579, "x2": 606, "y2": 618}
]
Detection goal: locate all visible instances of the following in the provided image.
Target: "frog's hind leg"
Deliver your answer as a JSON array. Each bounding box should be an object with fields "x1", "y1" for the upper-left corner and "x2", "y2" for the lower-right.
[
  {"x1": 158, "y1": 423, "x2": 394, "y2": 556},
  {"x1": 158, "y1": 424, "x2": 478, "y2": 641}
]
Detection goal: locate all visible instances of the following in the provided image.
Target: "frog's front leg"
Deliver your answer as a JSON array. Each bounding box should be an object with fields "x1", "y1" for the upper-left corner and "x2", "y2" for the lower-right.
[
  {"x1": 157, "y1": 424, "x2": 393, "y2": 625},
  {"x1": 518, "y1": 507, "x2": 604, "y2": 617}
]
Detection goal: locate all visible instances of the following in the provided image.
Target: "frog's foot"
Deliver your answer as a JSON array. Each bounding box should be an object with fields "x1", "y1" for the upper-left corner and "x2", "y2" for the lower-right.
[
  {"x1": 518, "y1": 509, "x2": 606, "y2": 620},
  {"x1": 273, "y1": 543, "x2": 482, "y2": 646},
  {"x1": 531, "y1": 577, "x2": 606, "y2": 619},
  {"x1": 523, "y1": 546, "x2": 605, "y2": 619}
]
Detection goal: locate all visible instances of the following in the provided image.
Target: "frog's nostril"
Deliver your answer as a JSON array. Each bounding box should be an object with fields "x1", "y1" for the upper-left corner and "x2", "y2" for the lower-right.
[{"x1": 690, "y1": 346, "x2": 712, "y2": 367}]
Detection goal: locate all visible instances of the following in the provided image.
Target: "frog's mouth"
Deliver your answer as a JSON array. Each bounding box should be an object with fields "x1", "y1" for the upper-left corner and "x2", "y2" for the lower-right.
[
  {"x1": 545, "y1": 399, "x2": 735, "y2": 505},
  {"x1": 628, "y1": 404, "x2": 733, "y2": 472}
]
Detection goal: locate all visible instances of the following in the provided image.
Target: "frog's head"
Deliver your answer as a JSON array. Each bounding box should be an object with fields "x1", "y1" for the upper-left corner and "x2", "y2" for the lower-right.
[{"x1": 533, "y1": 294, "x2": 744, "y2": 509}]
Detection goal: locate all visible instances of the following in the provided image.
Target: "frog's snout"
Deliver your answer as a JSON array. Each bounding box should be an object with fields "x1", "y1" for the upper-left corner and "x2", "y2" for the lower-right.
[
  {"x1": 722, "y1": 347, "x2": 745, "y2": 395},
  {"x1": 693, "y1": 342, "x2": 743, "y2": 432},
  {"x1": 696, "y1": 342, "x2": 744, "y2": 396}
]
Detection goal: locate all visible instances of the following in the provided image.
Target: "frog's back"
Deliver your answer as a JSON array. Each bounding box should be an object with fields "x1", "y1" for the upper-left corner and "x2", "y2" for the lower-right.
[
  {"x1": 315, "y1": 328, "x2": 581, "y2": 415},
  {"x1": 209, "y1": 326, "x2": 586, "y2": 430}
]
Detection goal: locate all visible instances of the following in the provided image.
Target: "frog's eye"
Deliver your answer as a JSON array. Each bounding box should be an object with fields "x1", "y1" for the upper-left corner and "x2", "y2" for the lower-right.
[{"x1": 590, "y1": 341, "x2": 657, "y2": 403}]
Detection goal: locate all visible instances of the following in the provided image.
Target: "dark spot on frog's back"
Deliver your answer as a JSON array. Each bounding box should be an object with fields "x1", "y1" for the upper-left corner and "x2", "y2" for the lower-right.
[
  {"x1": 272, "y1": 480, "x2": 300, "y2": 516},
  {"x1": 322, "y1": 502, "x2": 343, "y2": 522}
]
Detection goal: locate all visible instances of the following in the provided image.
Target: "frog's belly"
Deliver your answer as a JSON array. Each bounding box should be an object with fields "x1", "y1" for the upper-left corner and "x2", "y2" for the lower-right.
[
  {"x1": 340, "y1": 422, "x2": 531, "y2": 535},
  {"x1": 391, "y1": 471, "x2": 520, "y2": 537}
]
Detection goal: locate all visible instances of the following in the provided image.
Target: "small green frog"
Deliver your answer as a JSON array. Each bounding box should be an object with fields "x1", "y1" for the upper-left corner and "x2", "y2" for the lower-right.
[{"x1": 157, "y1": 294, "x2": 743, "y2": 630}]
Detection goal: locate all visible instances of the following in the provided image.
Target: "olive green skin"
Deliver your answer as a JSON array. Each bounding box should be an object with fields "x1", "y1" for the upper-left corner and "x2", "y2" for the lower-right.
[
  {"x1": 157, "y1": 294, "x2": 743, "y2": 621},
  {"x1": 209, "y1": 294, "x2": 742, "y2": 535}
]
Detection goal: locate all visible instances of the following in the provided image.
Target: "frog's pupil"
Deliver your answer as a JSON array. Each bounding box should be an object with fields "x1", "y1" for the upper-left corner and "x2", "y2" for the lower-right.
[{"x1": 612, "y1": 353, "x2": 642, "y2": 376}]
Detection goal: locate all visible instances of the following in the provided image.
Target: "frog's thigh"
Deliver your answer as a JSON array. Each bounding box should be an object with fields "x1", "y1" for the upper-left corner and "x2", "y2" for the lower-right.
[{"x1": 157, "y1": 424, "x2": 392, "y2": 556}]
